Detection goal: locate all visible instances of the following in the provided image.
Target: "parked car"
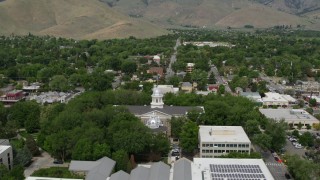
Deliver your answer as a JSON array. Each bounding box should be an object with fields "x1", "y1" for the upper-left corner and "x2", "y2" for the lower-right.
[
  {"x1": 171, "y1": 151, "x2": 180, "y2": 156},
  {"x1": 289, "y1": 137, "x2": 297, "y2": 142},
  {"x1": 53, "y1": 159, "x2": 63, "y2": 164},
  {"x1": 285, "y1": 173, "x2": 292, "y2": 179},
  {"x1": 295, "y1": 144, "x2": 303, "y2": 149}
]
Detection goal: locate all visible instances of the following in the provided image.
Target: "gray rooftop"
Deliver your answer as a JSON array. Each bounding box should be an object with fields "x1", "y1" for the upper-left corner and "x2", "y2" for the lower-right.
[
  {"x1": 110, "y1": 170, "x2": 130, "y2": 180},
  {"x1": 126, "y1": 105, "x2": 203, "y2": 116},
  {"x1": 0, "y1": 139, "x2": 10, "y2": 146},
  {"x1": 259, "y1": 109, "x2": 319, "y2": 122},
  {"x1": 86, "y1": 157, "x2": 116, "y2": 180},
  {"x1": 69, "y1": 161, "x2": 98, "y2": 172},
  {"x1": 148, "y1": 161, "x2": 170, "y2": 180},
  {"x1": 181, "y1": 82, "x2": 192, "y2": 87},
  {"x1": 173, "y1": 158, "x2": 192, "y2": 180},
  {"x1": 130, "y1": 166, "x2": 150, "y2": 180},
  {"x1": 69, "y1": 157, "x2": 115, "y2": 180}
]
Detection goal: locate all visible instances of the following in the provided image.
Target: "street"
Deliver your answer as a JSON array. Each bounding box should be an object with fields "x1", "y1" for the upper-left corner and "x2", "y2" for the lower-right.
[
  {"x1": 165, "y1": 38, "x2": 181, "y2": 80},
  {"x1": 254, "y1": 145, "x2": 289, "y2": 180},
  {"x1": 209, "y1": 65, "x2": 232, "y2": 93}
]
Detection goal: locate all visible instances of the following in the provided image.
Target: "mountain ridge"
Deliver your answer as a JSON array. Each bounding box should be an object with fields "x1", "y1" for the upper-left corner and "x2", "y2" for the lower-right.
[
  {"x1": 0, "y1": 0, "x2": 168, "y2": 39},
  {"x1": 104, "y1": 0, "x2": 320, "y2": 29}
]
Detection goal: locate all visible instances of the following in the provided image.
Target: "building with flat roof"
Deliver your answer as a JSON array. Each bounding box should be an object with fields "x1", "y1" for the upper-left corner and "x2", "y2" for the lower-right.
[
  {"x1": 240, "y1": 92, "x2": 263, "y2": 105},
  {"x1": 108, "y1": 158, "x2": 273, "y2": 180},
  {"x1": 262, "y1": 92, "x2": 289, "y2": 107},
  {"x1": 199, "y1": 126, "x2": 251, "y2": 158},
  {"x1": 259, "y1": 109, "x2": 319, "y2": 129},
  {"x1": 0, "y1": 145, "x2": 13, "y2": 170},
  {"x1": 192, "y1": 158, "x2": 274, "y2": 180}
]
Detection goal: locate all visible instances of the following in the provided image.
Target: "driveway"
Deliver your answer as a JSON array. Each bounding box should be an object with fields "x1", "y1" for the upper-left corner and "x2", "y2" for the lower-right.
[{"x1": 24, "y1": 151, "x2": 69, "y2": 177}]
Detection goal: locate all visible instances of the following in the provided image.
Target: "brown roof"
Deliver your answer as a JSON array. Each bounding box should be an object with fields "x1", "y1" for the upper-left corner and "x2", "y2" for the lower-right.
[{"x1": 148, "y1": 67, "x2": 164, "y2": 76}]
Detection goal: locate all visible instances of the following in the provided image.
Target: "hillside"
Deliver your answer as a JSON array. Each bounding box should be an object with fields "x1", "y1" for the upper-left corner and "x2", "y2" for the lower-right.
[
  {"x1": 104, "y1": 0, "x2": 320, "y2": 29},
  {"x1": 0, "y1": 0, "x2": 168, "y2": 39}
]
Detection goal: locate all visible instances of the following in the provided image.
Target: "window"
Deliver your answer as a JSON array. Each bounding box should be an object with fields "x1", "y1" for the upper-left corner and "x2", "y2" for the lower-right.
[
  {"x1": 210, "y1": 144, "x2": 213, "y2": 147},
  {"x1": 226, "y1": 144, "x2": 230, "y2": 147},
  {"x1": 202, "y1": 144, "x2": 205, "y2": 147},
  {"x1": 202, "y1": 150, "x2": 205, "y2": 153},
  {"x1": 221, "y1": 144, "x2": 225, "y2": 147}
]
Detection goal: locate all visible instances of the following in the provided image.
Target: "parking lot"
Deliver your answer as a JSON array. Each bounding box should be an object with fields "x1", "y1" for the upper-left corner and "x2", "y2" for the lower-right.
[{"x1": 284, "y1": 139, "x2": 306, "y2": 158}]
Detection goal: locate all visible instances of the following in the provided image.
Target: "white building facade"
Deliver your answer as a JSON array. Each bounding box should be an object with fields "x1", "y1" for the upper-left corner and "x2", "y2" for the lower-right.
[
  {"x1": 0, "y1": 145, "x2": 13, "y2": 170},
  {"x1": 199, "y1": 126, "x2": 251, "y2": 158}
]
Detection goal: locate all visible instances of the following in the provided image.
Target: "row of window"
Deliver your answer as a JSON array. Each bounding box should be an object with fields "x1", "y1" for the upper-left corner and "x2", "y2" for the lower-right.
[
  {"x1": 202, "y1": 150, "x2": 250, "y2": 154},
  {"x1": 202, "y1": 143, "x2": 250, "y2": 148}
]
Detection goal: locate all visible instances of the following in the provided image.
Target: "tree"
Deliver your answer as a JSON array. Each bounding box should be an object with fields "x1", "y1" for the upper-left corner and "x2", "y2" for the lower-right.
[
  {"x1": 309, "y1": 98, "x2": 317, "y2": 107},
  {"x1": 9, "y1": 101, "x2": 40, "y2": 130},
  {"x1": 265, "y1": 120, "x2": 287, "y2": 151},
  {"x1": 168, "y1": 76, "x2": 182, "y2": 87},
  {"x1": 14, "y1": 146, "x2": 32, "y2": 166},
  {"x1": 191, "y1": 69, "x2": 208, "y2": 90},
  {"x1": 292, "y1": 129, "x2": 300, "y2": 138},
  {"x1": 108, "y1": 113, "x2": 151, "y2": 154},
  {"x1": 92, "y1": 143, "x2": 111, "y2": 160},
  {"x1": 89, "y1": 71, "x2": 114, "y2": 91},
  {"x1": 0, "y1": 165, "x2": 25, "y2": 180},
  {"x1": 112, "y1": 150, "x2": 129, "y2": 172},
  {"x1": 244, "y1": 119, "x2": 261, "y2": 137},
  {"x1": 121, "y1": 61, "x2": 137, "y2": 75},
  {"x1": 218, "y1": 84, "x2": 225, "y2": 95},
  {"x1": 25, "y1": 136, "x2": 41, "y2": 156},
  {"x1": 44, "y1": 131, "x2": 73, "y2": 161},
  {"x1": 180, "y1": 121, "x2": 199, "y2": 154},
  {"x1": 299, "y1": 132, "x2": 314, "y2": 147},
  {"x1": 71, "y1": 138, "x2": 93, "y2": 160},
  {"x1": 49, "y1": 75, "x2": 69, "y2": 91},
  {"x1": 253, "y1": 133, "x2": 272, "y2": 151},
  {"x1": 286, "y1": 155, "x2": 320, "y2": 180},
  {"x1": 208, "y1": 72, "x2": 216, "y2": 84},
  {"x1": 297, "y1": 122, "x2": 303, "y2": 130},
  {"x1": 149, "y1": 133, "x2": 170, "y2": 157},
  {"x1": 170, "y1": 117, "x2": 186, "y2": 138}
]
